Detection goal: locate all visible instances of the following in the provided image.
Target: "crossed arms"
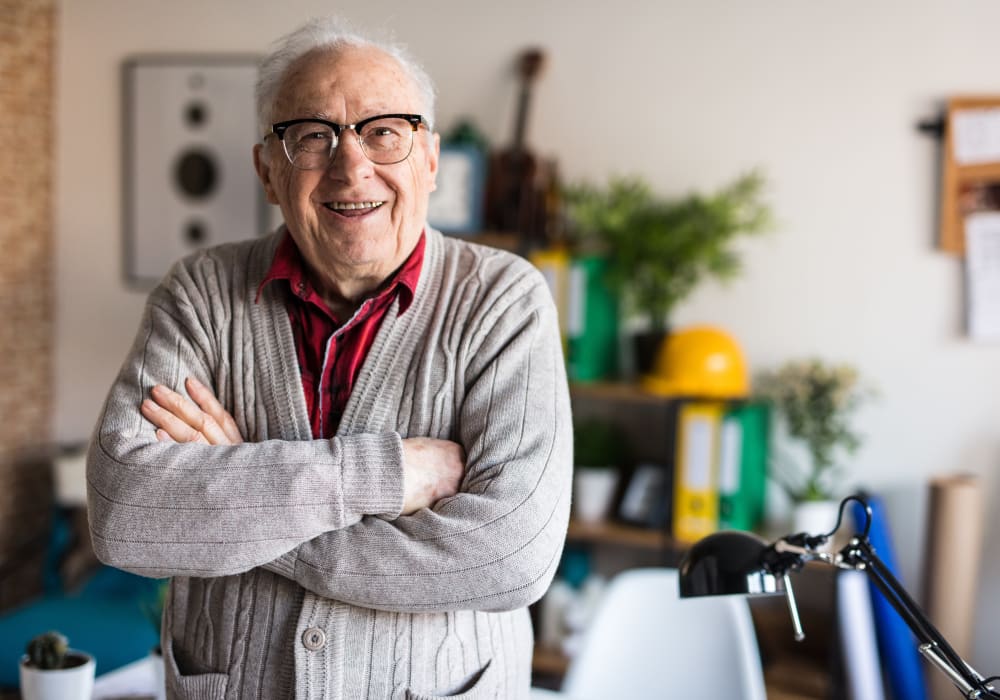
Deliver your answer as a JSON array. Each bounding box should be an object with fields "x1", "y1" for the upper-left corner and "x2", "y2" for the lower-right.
[{"x1": 141, "y1": 377, "x2": 466, "y2": 516}]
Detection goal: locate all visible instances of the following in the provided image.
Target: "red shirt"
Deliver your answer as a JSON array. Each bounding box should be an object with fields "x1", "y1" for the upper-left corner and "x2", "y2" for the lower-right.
[{"x1": 258, "y1": 231, "x2": 425, "y2": 438}]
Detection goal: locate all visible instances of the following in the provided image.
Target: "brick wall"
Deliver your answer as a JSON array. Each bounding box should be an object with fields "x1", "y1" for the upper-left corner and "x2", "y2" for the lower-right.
[{"x1": 0, "y1": 0, "x2": 56, "y2": 610}]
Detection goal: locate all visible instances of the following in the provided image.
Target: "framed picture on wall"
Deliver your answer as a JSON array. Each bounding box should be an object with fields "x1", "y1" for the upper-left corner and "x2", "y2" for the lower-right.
[
  {"x1": 427, "y1": 144, "x2": 486, "y2": 235},
  {"x1": 122, "y1": 54, "x2": 265, "y2": 287}
]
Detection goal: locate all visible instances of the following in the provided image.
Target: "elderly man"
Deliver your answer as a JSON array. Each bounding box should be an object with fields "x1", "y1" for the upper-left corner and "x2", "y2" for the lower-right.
[{"x1": 87, "y1": 16, "x2": 572, "y2": 700}]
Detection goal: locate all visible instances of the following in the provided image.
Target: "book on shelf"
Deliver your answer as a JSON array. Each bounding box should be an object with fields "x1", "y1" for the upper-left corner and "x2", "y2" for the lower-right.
[
  {"x1": 565, "y1": 255, "x2": 619, "y2": 383},
  {"x1": 668, "y1": 398, "x2": 770, "y2": 542},
  {"x1": 717, "y1": 402, "x2": 769, "y2": 532},
  {"x1": 672, "y1": 401, "x2": 726, "y2": 543}
]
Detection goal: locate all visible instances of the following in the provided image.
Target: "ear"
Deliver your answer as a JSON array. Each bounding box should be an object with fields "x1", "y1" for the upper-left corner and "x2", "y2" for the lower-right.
[
  {"x1": 427, "y1": 131, "x2": 440, "y2": 193},
  {"x1": 253, "y1": 143, "x2": 280, "y2": 205}
]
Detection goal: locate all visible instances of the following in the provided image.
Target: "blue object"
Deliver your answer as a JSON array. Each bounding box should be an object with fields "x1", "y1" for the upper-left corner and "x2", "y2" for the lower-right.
[
  {"x1": 851, "y1": 495, "x2": 929, "y2": 700},
  {"x1": 0, "y1": 580, "x2": 160, "y2": 685},
  {"x1": 0, "y1": 506, "x2": 162, "y2": 689},
  {"x1": 558, "y1": 545, "x2": 593, "y2": 589}
]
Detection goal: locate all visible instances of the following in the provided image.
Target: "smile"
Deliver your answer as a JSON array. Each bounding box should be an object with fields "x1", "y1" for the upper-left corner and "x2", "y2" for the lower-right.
[{"x1": 324, "y1": 201, "x2": 385, "y2": 211}]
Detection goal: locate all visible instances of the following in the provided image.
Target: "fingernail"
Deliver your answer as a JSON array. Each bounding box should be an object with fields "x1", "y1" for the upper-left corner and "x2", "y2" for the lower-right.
[
  {"x1": 141, "y1": 399, "x2": 157, "y2": 412},
  {"x1": 186, "y1": 376, "x2": 202, "y2": 388}
]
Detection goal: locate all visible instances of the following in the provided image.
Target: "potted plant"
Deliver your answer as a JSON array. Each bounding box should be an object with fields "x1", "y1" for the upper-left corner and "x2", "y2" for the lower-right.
[
  {"x1": 754, "y1": 358, "x2": 875, "y2": 534},
  {"x1": 19, "y1": 631, "x2": 95, "y2": 700},
  {"x1": 572, "y1": 419, "x2": 629, "y2": 523},
  {"x1": 564, "y1": 171, "x2": 773, "y2": 374}
]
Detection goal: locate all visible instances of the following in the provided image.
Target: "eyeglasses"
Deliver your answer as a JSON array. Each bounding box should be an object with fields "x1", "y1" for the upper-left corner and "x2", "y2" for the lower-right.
[{"x1": 268, "y1": 113, "x2": 428, "y2": 169}]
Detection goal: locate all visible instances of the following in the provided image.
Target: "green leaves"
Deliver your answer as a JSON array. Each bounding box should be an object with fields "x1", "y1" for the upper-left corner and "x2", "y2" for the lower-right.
[
  {"x1": 26, "y1": 631, "x2": 69, "y2": 670},
  {"x1": 563, "y1": 171, "x2": 773, "y2": 331},
  {"x1": 755, "y1": 359, "x2": 875, "y2": 502}
]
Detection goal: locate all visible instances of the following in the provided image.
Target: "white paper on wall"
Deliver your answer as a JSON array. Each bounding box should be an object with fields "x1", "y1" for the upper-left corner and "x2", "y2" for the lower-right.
[
  {"x1": 964, "y1": 211, "x2": 1000, "y2": 341},
  {"x1": 953, "y1": 108, "x2": 1000, "y2": 166}
]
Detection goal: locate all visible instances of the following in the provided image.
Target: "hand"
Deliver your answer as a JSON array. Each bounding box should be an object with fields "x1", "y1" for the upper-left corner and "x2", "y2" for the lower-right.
[
  {"x1": 141, "y1": 377, "x2": 244, "y2": 445},
  {"x1": 400, "y1": 437, "x2": 466, "y2": 514}
]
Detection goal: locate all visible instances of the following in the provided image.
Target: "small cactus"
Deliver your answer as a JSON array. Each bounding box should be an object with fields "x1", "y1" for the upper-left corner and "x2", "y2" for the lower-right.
[{"x1": 25, "y1": 631, "x2": 69, "y2": 670}]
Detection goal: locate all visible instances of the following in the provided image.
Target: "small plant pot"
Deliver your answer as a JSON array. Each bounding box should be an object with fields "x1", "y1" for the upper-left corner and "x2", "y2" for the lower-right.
[
  {"x1": 632, "y1": 328, "x2": 668, "y2": 377},
  {"x1": 573, "y1": 467, "x2": 619, "y2": 523},
  {"x1": 792, "y1": 499, "x2": 842, "y2": 551},
  {"x1": 19, "y1": 651, "x2": 95, "y2": 700}
]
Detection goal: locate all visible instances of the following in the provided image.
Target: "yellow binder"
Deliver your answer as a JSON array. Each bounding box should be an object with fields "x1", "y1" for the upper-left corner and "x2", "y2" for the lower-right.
[{"x1": 672, "y1": 401, "x2": 726, "y2": 543}]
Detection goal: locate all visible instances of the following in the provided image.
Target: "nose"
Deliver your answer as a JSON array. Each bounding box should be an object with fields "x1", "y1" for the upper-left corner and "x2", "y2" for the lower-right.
[{"x1": 325, "y1": 128, "x2": 373, "y2": 179}]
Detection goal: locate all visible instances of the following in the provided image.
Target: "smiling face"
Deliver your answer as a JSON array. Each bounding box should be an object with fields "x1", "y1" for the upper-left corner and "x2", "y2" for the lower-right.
[{"x1": 253, "y1": 46, "x2": 439, "y2": 302}]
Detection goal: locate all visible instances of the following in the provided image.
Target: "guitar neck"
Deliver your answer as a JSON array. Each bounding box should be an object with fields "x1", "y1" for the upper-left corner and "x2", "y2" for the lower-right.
[{"x1": 512, "y1": 81, "x2": 534, "y2": 153}]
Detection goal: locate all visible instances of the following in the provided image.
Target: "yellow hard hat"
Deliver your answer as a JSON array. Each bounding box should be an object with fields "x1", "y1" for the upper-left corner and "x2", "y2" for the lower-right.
[{"x1": 642, "y1": 325, "x2": 749, "y2": 398}]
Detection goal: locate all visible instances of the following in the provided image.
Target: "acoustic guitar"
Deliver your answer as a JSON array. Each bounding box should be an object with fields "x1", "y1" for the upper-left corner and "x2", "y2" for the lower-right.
[{"x1": 484, "y1": 48, "x2": 559, "y2": 249}]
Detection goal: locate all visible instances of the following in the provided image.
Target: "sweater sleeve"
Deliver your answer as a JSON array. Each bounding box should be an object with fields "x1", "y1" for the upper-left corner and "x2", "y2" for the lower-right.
[
  {"x1": 261, "y1": 276, "x2": 573, "y2": 612},
  {"x1": 86, "y1": 270, "x2": 406, "y2": 579}
]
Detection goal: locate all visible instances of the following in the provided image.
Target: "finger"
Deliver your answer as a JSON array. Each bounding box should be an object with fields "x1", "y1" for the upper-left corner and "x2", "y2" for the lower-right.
[
  {"x1": 185, "y1": 377, "x2": 243, "y2": 444},
  {"x1": 155, "y1": 429, "x2": 175, "y2": 442},
  {"x1": 150, "y1": 384, "x2": 230, "y2": 445},
  {"x1": 141, "y1": 399, "x2": 208, "y2": 444}
]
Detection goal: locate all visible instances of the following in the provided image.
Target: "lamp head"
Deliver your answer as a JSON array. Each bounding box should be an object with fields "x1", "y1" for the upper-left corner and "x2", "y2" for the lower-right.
[{"x1": 678, "y1": 530, "x2": 787, "y2": 598}]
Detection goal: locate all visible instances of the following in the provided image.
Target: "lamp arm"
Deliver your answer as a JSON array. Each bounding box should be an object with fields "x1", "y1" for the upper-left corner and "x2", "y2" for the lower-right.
[{"x1": 839, "y1": 536, "x2": 998, "y2": 699}]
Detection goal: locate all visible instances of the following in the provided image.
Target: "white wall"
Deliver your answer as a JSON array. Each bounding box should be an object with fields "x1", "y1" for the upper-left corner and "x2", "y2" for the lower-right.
[{"x1": 55, "y1": 0, "x2": 1000, "y2": 671}]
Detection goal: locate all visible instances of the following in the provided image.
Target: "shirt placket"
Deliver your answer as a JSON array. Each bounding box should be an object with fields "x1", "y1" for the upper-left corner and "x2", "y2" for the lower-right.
[
  {"x1": 316, "y1": 333, "x2": 338, "y2": 439},
  {"x1": 316, "y1": 300, "x2": 374, "y2": 438}
]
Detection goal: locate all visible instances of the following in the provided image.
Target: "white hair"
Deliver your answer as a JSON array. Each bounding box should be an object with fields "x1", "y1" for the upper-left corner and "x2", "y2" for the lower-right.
[{"x1": 255, "y1": 16, "x2": 437, "y2": 138}]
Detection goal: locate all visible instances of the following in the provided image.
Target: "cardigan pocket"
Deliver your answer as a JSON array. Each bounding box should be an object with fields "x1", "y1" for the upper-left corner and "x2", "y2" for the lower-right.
[
  {"x1": 162, "y1": 636, "x2": 229, "y2": 700},
  {"x1": 404, "y1": 660, "x2": 498, "y2": 700}
]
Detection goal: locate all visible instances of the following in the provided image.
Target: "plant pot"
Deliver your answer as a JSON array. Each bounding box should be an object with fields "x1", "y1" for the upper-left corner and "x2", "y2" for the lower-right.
[
  {"x1": 573, "y1": 467, "x2": 619, "y2": 523},
  {"x1": 791, "y1": 499, "x2": 841, "y2": 550},
  {"x1": 632, "y1": 328, "x2": 668, "y2": 377},
  {"x1": 19, "y1": 651, "x2": 95, "y2": 700}
]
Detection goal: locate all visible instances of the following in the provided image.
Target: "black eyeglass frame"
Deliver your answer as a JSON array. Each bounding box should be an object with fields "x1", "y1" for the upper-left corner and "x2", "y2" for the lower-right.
[{"x1": 268, "y1": 113, "x2": 428, "y2": 167}]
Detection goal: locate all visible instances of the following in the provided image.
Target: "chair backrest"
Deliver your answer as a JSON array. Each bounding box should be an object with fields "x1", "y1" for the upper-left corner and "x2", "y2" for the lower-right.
[{"x1": 560, "y1": 568, "x2": 766, "y2": 700}]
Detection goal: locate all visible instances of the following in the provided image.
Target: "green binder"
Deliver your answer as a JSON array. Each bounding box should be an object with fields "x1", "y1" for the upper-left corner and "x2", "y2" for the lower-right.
[
  {"x1": 566, "y1": 255, "x2": 619, "y2": 382},
  {"x1": 717, "y1": 402, "x2": 769, "y2": 531}
]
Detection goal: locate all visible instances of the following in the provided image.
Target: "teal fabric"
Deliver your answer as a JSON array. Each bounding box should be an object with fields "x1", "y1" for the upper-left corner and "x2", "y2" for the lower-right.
[
  {"x1": 0, "y1": 568, "x2": 161, "y2": 688},
  {"x1": 0, "y1": 503, "x2": 163, "y2": 689}
]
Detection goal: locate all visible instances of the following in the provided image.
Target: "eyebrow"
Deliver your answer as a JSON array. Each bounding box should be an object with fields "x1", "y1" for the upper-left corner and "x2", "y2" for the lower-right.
[{"x1": 295, "y1": 109, "x2": 403, "y2": 124}]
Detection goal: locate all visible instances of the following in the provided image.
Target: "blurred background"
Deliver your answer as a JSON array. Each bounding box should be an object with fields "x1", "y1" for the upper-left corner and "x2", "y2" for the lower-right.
[{"x1": 3, "y1": 0, "x2": 1000, "y2": 695}]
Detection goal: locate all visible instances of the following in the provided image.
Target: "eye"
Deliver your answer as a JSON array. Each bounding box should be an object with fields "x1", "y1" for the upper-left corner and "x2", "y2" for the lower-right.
[{"x1": 301, "y1": 129, "x2": 333, "y2": 142}]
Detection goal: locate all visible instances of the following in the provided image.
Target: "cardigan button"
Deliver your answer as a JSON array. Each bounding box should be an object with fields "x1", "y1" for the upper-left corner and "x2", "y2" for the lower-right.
[{"x1": 302, "y1": 627, "x2": 326, "y2": 651}]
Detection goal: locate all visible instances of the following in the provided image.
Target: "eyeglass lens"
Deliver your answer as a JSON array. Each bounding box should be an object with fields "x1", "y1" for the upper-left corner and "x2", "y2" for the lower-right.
[{"x1": 281, "y1": 117, "x2": 416, "y2": 168}]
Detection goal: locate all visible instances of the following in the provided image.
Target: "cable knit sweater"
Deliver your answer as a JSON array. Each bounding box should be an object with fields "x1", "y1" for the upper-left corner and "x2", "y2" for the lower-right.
[{"x1": 87, "y1": 227, "x2": 573, "y2": 700}]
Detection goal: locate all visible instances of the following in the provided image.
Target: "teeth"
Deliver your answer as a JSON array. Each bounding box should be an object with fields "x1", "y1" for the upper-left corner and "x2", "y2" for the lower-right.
[{"x1": 328, "y1": 201, "x2": 384, "y2": 210}]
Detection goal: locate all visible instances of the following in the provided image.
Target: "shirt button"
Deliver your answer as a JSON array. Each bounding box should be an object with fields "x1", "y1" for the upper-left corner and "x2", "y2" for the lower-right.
[{"x1": 302, "y1": 627, "x2": 326, "y2": 651}]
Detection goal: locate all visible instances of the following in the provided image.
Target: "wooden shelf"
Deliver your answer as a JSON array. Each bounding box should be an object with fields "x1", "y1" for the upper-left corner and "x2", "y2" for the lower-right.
[
  {"x1": 450, "y1": 230, "x2": 522, "y2": 252},
  {"x1": 531, "y1": 646, "x2": 570, "y2": 676},
  {"x1": 569, "y1": 381, "x2": 667, "y2": 403},
  {"x1": 566, "y1": 519, "x2": 673, "y2": 550}
]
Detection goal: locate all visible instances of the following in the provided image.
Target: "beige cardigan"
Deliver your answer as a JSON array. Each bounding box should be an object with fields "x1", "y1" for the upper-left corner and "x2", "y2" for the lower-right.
[{"x1": 87, "y1": 228, "x2": 572, "y2": 699}]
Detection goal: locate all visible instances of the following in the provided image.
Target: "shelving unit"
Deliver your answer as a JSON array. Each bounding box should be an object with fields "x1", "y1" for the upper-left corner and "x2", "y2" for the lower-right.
[
  {"x1": 533, "y1": 381, "x2": 839, "y2": 698},
  {"x1": 566, "y1": 518, "x2": 671, "y2": 550}
]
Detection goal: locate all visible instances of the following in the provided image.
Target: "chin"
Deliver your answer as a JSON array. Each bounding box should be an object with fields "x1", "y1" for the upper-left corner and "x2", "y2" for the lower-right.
[{"x1": 333, "y1": 233, "x2": 397, "y2": 268}]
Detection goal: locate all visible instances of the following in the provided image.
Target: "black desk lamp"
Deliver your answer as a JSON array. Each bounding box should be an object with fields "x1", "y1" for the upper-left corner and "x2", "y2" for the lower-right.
[{"x1": 678, "y1": 494, "x2": 999, "y2": 699}]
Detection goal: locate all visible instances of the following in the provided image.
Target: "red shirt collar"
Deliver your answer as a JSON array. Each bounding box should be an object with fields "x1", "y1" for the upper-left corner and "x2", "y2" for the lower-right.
[{"x1": 257, "y1": 229, "x2": 425, "y2": 317}]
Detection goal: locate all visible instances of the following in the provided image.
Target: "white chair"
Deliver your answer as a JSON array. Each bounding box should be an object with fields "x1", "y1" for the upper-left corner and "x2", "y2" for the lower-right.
[{"x1": 532, "y1": 567, "x2": 766, "y2": 700}]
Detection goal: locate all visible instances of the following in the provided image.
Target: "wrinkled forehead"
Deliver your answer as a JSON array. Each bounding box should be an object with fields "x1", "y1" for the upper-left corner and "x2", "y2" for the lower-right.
[{"x1": 276, "y1": 45, "x2": 423, "y2": 118}]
